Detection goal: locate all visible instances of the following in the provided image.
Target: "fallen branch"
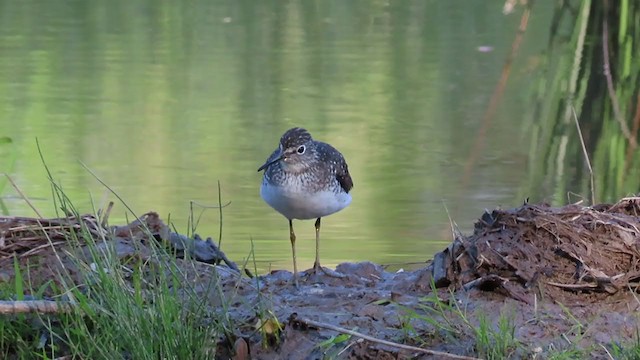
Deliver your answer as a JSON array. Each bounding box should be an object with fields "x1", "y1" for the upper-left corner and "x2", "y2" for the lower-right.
[
  {"x1": 0, "y1": 300, "x2": 74, "y2": 314},
  {"x1": 291, "y1": 315, "x2": 480, "y2": 360}
]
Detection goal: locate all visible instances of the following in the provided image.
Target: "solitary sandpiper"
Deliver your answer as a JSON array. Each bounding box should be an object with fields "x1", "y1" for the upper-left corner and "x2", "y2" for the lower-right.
[{"x1": 258, "y1": 127, "x2": 353, "y2": 287}]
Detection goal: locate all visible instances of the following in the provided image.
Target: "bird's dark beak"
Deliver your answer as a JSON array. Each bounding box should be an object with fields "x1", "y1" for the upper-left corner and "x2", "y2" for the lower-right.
[{"x1": 257, "y1": 152, "x2": 284, "y2": 172}]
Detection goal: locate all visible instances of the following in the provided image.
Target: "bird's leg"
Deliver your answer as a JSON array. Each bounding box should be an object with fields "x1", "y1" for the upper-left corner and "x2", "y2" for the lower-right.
[
  {"x1": 313, "y1": 218, "x2": 322, "y2": 271},
  {"x1": 312, "y1": 217, "x2": 345, "y2": 278},
  {"x1": 289, "y1": 219, "x2": 299, "y2": 288}
]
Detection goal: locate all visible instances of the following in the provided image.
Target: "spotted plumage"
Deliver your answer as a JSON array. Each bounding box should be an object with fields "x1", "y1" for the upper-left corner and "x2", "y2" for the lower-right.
[
  {"x1": 258, "y1": 127, "x2": 353, "y2": 287},
  {"x1": 259, "y1": 127, "x2": 352, "y2": 218}
]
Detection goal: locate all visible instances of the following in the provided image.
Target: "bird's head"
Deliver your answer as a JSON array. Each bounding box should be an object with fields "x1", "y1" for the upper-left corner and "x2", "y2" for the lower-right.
[{"x1": 258, "y1": 128, "x2": 315, "y2": 173}]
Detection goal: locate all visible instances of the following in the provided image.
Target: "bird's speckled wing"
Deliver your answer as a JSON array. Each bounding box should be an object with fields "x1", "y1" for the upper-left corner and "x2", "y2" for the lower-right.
[{"x1": 317, "y1": 142, "x2": 353, "y2": 193}]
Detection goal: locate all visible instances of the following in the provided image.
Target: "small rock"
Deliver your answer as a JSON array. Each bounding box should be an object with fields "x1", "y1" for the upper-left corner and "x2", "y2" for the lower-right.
[
  {"x1": 233, "y1": 337, "x2": 249, "y2": 360},
  {"x1": 336, "y1": 262, "x2": 384, "y2": 280}
]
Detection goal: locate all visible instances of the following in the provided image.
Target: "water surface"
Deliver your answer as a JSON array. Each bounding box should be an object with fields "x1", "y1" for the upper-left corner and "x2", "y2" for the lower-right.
[{"x1": 1, "y1": 1, "x2": 555, "y2": 271}]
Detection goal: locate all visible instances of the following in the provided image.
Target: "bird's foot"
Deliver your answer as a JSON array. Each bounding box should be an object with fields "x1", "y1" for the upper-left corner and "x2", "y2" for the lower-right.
[
  {"x1": 310, "y1": 262, "x2": 345, "y2": 278},
  {"x1": 290, "y1": 272, "x2": 300, "y2": 288}
]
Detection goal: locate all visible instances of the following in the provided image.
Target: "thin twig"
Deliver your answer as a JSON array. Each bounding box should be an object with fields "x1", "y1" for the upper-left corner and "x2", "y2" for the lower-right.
[
  {"x1": 20, "y1": 241, "x2": 66, "y2": 258},
  {"x1": 189, "y1": 200, "x2": 203, "y2": 236},
  {"x1": 4, "y1": 174, "x2": 43, "y2": 218},
  {"x1": 442, "y1": 200, "x2": 463, "y2": 243},
  {"x1": 189, "y1": 198, "x2": 232, "y2": 247},
  {"x1": 189, "y1": 200, "x2": 232, "y2": 211},
  {"x1": 100, "y1": 201, "x2": 114, "y2": 228},
  {"x1": 218, "y1": 180, "x2": 223, "y2": 248},
  {"x1": 571, "y1": 107, "x2": 595, "y2": 205},
  {"x1": 189, "y1": 200, "x2": 195, "y2": 237},
  {"x1": 600, "y1": 343, "x2": 615, "y2": 360},
  {"x1": 295, "y1": 316, "x2": 481, "y2": 360},
  {"x1": 546, "y1": 282, "x2": 598, "y2": 289}
]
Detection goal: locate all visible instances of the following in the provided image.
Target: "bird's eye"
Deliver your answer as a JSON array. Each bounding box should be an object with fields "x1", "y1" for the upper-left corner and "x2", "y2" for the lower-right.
[{"x1": 296, "y1": 145, "x2": 306, "y2": 154}]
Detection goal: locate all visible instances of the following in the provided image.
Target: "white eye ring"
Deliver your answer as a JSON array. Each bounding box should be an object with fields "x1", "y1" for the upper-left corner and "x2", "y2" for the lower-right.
[{"x1": 296, "y1": 145, "x2": 306, "y2": 154}]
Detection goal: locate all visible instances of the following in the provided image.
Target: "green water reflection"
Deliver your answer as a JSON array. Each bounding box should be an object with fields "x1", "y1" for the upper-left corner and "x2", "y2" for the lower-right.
[{"x1": 1, "y1": 1, "x2": 554, "y2": 271}]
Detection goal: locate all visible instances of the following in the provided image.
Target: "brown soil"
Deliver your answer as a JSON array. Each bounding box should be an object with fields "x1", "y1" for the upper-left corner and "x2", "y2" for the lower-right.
[{"x1": 2, "y1": 198, "x2": 640, "y2": 359}]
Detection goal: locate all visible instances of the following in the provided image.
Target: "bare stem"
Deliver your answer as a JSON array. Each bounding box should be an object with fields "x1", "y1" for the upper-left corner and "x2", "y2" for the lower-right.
[{"x1": 571, "y1": 107, "x2": 595, "y2": 205}]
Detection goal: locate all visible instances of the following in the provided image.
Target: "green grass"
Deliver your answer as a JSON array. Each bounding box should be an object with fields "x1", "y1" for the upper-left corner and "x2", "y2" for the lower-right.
[
  {"x1": 608, "y1": 333, "x2": 640, "y2": 360},
  {"x1": 399, "y1": 283, "x2": 522, "y2": 359},
  {"x1": 0, "y1": 148, "x2": 254, "y2": 359},
  {"x1": 399, "y1": 287, "x2": 640, "y2": 359},
  {"x1": 474, "y1": 312, "x2": 518, "y2": 359},
  {"x1": 0, "y1": 199, "x2": 227, "y2": 359},
  {"x1": 316, "y1": 332, "x2": 353, "y2": 359}
]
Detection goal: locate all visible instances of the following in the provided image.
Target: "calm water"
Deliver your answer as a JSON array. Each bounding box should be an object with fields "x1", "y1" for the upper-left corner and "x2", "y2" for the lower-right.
[{"x1": 1, "y1": 1, "x2": 555, "y2": 271}]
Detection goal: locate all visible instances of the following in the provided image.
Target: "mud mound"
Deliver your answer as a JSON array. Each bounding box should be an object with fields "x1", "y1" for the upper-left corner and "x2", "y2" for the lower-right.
[
  {"x1": 0, "y1": 211, "x2": 242, "y2": 289},
  {"x1": 433, "y1": 197, "x2": 640, "y2": 303}
]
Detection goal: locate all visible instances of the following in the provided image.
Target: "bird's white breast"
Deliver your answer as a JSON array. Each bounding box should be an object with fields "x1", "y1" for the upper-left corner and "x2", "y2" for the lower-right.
[{"x1": 260, "y1": 180, "x2": 352, "y2": 220}]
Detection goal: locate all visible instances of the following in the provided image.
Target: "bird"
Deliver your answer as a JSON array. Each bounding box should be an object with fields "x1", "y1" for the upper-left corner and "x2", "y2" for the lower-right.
[{"x1": 257, "y1": 127, "x2": 353, "y2": 287}]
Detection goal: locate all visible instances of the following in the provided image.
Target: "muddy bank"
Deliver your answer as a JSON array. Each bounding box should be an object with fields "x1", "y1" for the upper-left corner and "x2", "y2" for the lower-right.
[
  {"x1": 2, "y1": 198, "x2": 640, "y2": 359},
  {"x1": 434, "y1": 197, "x2": 640, "y2": 304}
]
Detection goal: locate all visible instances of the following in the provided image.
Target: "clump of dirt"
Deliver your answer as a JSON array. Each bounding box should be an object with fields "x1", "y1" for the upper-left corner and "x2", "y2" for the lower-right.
[
  {"x1": 2, "y1": 198, "x2": 640, "y2": 359},
  {"x1": 431, "y1": 197, "x2": 640, "y2": 304}
]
